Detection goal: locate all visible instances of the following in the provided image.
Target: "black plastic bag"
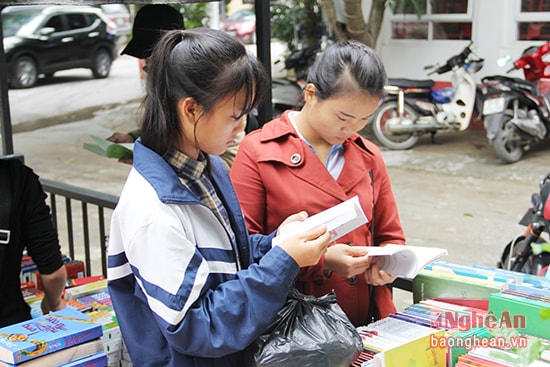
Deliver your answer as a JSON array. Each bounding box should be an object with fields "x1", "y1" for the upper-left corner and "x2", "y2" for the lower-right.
[{"x1": 247, "y1": 288, "x2": 363, "y2": 367}]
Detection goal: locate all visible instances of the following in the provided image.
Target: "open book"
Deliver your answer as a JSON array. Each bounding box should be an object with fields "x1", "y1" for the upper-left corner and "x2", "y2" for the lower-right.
[
  {"x1": 83, "y1": 135, "x2": 133, "y2": 160},
  {"x1": 272, "y1": 196, "x2": 368, "y2": 247},
  {"x1": 367, "y1": 244, "x2": 448, "y2": 279}
]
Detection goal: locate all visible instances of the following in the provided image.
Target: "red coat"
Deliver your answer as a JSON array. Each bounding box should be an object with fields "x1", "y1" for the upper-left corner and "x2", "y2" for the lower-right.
[{"x1": 230, "y1": 112, "x2": 406, "y2": 326}]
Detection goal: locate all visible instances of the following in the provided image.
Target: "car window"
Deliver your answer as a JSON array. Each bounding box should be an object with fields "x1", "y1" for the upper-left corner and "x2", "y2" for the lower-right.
[
  {"x1": 100, "y1": 4, "x2": 129, "y2": 15},
  {"x1": 44, "y1": 14, "x2": 65, "y2": 32},
  {"x1": 67, "y1": 13, "x2": 91, "y2": 30},
  {"x1": 1, "y1": 7, "x2": 43, "y2": 37}
]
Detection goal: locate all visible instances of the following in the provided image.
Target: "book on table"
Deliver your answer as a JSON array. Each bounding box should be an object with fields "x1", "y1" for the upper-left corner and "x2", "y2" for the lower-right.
[
  {"x1": 0, "y1": 307, "x2": 103, "y2": 365},
  {"x1": 58, "y1": 351, "x2": 108, "y2": 367},
  {"x1": 0, "y1": 339, "x2": 104, "y2": 367},
  {"x1": 366, "y1": 244, "x2": 448, "y2": 279},
  {"x1": 272, "y1": 195, "x2": 368, "y2": 247}
]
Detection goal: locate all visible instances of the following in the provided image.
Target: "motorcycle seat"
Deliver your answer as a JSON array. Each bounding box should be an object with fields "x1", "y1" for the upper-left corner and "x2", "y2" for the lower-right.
[
  {"x1": 387, "y1": 78, "x2": 435, "y2": 89},
  {"x1": 483, "y1": 75, "x2": 539, "y2": 95}
]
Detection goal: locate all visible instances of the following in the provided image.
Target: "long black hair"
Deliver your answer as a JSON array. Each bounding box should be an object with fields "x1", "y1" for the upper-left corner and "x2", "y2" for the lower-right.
[{"x1": 140, "y1": 28, "x2": 269, "y2": 156}]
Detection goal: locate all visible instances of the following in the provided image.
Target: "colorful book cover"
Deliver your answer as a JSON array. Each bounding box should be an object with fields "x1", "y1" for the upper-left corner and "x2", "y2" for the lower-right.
[
  {"x1": 0, "y1": 308, "x2": 103, "y2": 364},
  {"x1": 0, "y1": 339, "x2": 104, "y2": 367},
  {"x1": 413, "y1": 269, "x2": 503, "y2": 304},
  {"x1": 75, "y1": 291, "x2": 113, "y2": 311},
  {"x1": 360, "y1": 317, "x2": 446, "y2": 367},
  {"x1": 63, "y1": 280, "x2": 108, "y2": 301},
  {"x1": 59, "y1": 352, "x2": 108, "y2": 367},
  {"x1": 488, "y1": 292, "x2": 550, "y2": 339}
]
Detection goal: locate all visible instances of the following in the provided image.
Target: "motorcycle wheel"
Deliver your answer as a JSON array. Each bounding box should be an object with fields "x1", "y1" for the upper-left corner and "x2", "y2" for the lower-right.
[
  {"x1": 371, "y1": 101, "x2": 420, "y2": 150},
  {"x1": 492, "y1": 113, "x2": 524, "y2": 164}
]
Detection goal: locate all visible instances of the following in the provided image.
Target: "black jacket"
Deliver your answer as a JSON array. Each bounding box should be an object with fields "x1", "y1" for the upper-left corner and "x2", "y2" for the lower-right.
[{"x1": 0, "y1": 159, "x2": 64, "y2": 327}]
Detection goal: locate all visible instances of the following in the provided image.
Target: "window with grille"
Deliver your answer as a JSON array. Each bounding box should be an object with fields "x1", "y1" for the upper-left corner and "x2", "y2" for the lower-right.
[
  {"x1": 518, "y1": 0, "x2": 550, "y2": 40},
  {"x1": 390, "y1": 0, "x2": 472, "y2": 41}
]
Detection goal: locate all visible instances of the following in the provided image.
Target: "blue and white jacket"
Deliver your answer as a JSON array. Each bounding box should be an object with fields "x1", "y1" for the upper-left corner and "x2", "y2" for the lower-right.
[{"x1": 107, "y1": 140, "x2": 299, "y2": 367}]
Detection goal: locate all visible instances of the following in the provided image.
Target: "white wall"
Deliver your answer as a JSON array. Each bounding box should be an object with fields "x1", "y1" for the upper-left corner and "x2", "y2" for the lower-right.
[{"x1": 376, "y1": 0, "x2": 546, "y2": 84}]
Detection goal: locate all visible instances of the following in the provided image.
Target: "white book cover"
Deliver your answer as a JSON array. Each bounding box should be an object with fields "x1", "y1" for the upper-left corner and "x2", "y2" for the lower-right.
[
  {"x1": 272, "y1": 196, "x2": 368, "y2": 247},
  {"x1": 367, "y1": 244, "x2": 448, "y2": 279}
]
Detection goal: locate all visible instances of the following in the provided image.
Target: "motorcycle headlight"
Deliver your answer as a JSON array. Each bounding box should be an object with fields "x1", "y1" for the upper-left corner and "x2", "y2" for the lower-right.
[{"x1": 482, "y1": 97, "x2": 506, "y2": 115}]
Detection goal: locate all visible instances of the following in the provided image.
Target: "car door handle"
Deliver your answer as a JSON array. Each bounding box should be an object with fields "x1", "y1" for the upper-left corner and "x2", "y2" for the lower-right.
[
  {"x1": 88, "y1": 32, "x2": 99, "y2": 38},
  {"x1": 61, "y1": 37, "x2": 73, "y2": 43}
]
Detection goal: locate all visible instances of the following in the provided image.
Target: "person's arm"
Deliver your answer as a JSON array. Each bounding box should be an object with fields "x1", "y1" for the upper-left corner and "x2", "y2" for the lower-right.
[
  {"x1": 19, "y1": 163, "x2": 68, "y2": 314},
  {"x1": 40, "y1": 266, "x2": 67, "y2": 314}
]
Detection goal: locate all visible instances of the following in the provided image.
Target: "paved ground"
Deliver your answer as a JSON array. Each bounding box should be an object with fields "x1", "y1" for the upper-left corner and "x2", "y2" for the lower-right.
[{"x1": 11, "y1": 96, "x2": 550, "y2": 310}]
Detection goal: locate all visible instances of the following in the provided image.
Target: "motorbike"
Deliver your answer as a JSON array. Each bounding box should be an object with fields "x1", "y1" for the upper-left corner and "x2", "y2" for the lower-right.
[
  {"x1": 480, "y1": 41, "x2": 550, "y2": 163},
  {"x1": 497, "y1": 171, "x2": 550, "y2": 276},
  {"x1": 370, "y1": 42, "x2": 485, "y2": 150},
  {"x1": 271, "y1": 46, "x2": 318, "y2": 117}
]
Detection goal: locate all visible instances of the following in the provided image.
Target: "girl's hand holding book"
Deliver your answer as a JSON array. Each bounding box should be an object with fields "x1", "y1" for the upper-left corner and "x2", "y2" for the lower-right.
[{"x1": 278, "y1": 226, "x2": 331, "y2": 268}]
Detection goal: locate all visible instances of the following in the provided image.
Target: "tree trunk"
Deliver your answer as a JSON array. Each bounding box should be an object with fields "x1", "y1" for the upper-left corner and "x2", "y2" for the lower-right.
[
  {"x1": 343, "y1": 0, "x2": 371, "y2": 46},
  {"x1": 319, "y1": 0, "x2": 348, "y2": 40},
  {"x1": 367, "y1": 0, "x2": 386, "y2": 48},
  {"x1": 320, "y1": 0, "x2": 388, "y2": 48}
]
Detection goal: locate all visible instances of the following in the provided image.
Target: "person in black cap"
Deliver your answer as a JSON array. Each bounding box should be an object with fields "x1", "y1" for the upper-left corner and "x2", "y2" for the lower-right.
[
  {"x1": 120, "y1": 4, "x2": 184, "y2": 60},
  {"x1": 107, "y1": 5, "x2": 185, "y2": 154},
  {"x1": 108, "y1": 4, "x2": 251, "y2": 169}
]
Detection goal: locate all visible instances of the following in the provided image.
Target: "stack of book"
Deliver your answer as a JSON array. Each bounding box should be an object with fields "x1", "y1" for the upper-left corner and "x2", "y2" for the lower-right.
[
  {"x1": 59, "y1": 279, "x2": 122, "y2": 367},
  {"x1": 63, "y1": 280, "x2": 108, "y2": 301},
  {"x1": 75, "y1": 290, "x2": 122, "y2": 367},
  {"x1": 488, "y1": 284, "x2": 550, "y2": 340},
  {"x1": 353, "y1": 316, "x2": 447, "y2": 367},
  {"x1": 454, "y1": 331, "x2": 550, "y2": 367},
  {"x1": 0, "y1": 307, "x2": 106, "y2": 367},
  {"x1": 413, "y1": 261, "x2": 550, "y2": 304}
]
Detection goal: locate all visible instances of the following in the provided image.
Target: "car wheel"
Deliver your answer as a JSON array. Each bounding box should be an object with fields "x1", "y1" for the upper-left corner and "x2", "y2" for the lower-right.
[
  {"x1": 11, "y1": 56, "x2": 38, "y2": 89},
  {"x1": 91, "y1": 49, "x2": 112, "y2": 79}
]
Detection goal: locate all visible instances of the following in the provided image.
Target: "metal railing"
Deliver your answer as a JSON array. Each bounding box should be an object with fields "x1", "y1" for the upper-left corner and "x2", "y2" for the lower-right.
[
  {"x1": 40, "y1": 178, "x2": 118, "y2": 278},
  {"x1": 37, "y1": 178, "x2": 414, "y2": 296}
]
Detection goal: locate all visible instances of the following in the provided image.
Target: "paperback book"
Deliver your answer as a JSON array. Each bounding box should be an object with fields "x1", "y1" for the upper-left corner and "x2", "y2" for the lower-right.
[
  {"x1": 0, "y1": 339, "x2": 104, "y2": 367},
  {"x1": 83, "y1": 135, "x2": 133, "y2": 160},
  {"x1": 272, "y1": 196, "x2": 368, "y2": 246},
  {"x1": 0, "y1": 307, "x2": 103, "y2": 364},
  {"x1": 366, "y1": 244, "x2": 448, "y2": 279},
  {"x1": 59, "y1": 351, "x2": 108, "y2": 367}
]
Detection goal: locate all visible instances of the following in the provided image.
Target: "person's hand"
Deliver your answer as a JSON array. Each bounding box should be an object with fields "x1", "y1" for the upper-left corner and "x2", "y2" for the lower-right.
[
  {"x1": 276, "y1": 211, "x2": 308, "y2": 236},
  {"x1": 41, "y1": 297, "x2": 67, "y2": 315},
  {"x1": 364, "y1": 261, "x2": 397, "y2": 286},
  {"x1": 107, "y1": 132, "x2": 135, "y2": 143},
  {"x1": 117, "y1": 157, "x2": 133, "y2": 165},
  {"x1": 278, "y1": 226, "x2": 331, "y2": 267},
  {"x1": 324, "y1": 243, "x2": 372, "y2": 278},
  {"x1": 106, "y1": 132, "x2": 134, "y2": 164}
]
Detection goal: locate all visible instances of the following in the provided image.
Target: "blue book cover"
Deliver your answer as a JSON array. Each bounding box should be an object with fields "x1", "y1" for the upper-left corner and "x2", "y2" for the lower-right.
[
  {"x1": 59, "y1": 352, "x2": 108, "y2": 367},
  {"x1": 0, "y1": 308, "x2": 103, "y2": 364}
]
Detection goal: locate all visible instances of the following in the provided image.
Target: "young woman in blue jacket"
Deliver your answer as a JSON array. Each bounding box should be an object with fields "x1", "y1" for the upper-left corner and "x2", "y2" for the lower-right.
[{"x1": 107, "y1": 28, "x2": 331, "y2": 367}]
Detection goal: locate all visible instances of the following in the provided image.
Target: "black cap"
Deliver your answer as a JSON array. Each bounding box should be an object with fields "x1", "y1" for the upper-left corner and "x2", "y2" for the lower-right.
[{"x1": 121, "y1": 4, "x2": 184, "y2": 59}]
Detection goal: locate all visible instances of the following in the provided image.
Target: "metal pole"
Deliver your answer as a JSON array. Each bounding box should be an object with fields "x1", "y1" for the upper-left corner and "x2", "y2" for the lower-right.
[
  {"x1": 255, "y1": 0, "x2": 272, "y2": 126},
  {"x1": 0, "y1": 6, "x2": 14, "y2": 156}
]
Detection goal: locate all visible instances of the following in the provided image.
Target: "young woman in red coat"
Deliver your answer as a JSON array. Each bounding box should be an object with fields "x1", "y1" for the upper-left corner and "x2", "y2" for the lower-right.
[{"x1": 230, "y1": 40, "x2": 406, "y2": 327}]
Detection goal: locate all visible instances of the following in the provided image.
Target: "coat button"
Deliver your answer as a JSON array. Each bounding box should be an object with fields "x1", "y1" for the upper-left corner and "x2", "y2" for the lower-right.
[
  {"x1": 347, "y1": 276, "x2": 358, "y2": 285},
  {"x1": 290, "y1": 153, "x2": 301, "y2": 164}
]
